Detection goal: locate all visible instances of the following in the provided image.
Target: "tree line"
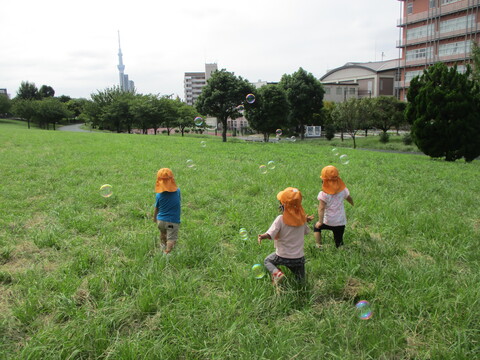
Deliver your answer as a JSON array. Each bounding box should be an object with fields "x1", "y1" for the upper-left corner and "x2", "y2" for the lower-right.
[{"x1": 2, "y1": 56, "x2": 479, "y2": 161}]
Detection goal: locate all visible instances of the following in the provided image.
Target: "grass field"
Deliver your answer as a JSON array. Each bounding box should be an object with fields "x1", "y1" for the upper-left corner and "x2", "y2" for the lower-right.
[{"x1": 1, "y1": 120, "x2": 479, "y2": 359}]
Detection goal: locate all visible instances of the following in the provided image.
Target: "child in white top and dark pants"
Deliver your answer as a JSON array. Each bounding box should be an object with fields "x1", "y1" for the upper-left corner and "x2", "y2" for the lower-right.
[
  {"x1": 258, "y1": 187, "x2": 314, "y2": 285},
  {"x1": 314, "y1": 165, "x2": 354, "y2": 249}
]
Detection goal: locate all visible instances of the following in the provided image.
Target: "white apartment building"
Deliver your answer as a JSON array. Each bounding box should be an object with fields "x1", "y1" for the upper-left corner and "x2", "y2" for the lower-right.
[{"x1": 184, "y1": 63, "x2": 218, "y2": 106}]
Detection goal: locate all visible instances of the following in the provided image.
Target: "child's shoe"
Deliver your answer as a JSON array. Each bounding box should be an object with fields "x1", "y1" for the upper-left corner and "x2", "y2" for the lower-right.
[{"x1": 272, "y1": 270, "x2": 285, "y2": 285}]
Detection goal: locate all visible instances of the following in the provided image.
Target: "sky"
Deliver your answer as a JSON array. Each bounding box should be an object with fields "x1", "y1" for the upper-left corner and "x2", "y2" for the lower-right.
[{"x1": 1, "y1": 0, "x2": 402, "y2": 100}]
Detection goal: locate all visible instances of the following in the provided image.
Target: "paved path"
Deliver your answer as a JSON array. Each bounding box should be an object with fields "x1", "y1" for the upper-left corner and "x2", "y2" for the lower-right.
[{"x1": 58, "y1": 123, "x2": 92, "y2": 132}]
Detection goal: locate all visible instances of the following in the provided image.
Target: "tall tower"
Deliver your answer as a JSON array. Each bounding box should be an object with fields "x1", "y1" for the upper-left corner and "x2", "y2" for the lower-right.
[{"x1": 117, "y1": 31, "x2": 126, "y2": 91}]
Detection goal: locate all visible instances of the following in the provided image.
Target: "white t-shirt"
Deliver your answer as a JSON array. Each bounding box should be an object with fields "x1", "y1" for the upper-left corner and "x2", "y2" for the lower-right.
[
  {"x1": 266, "y1": 215, "x2": 310, "y2": 259},
  {"x1": 317, "y1": 188, "x2": 350, "y2": 226}
]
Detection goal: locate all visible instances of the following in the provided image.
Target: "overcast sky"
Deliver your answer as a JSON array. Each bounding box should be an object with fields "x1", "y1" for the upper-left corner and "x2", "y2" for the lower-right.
[{"x1": 1, "y1": 0, "x2": 402, "y2": 100}]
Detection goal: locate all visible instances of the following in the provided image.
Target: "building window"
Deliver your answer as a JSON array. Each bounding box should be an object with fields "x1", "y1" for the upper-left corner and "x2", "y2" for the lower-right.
[
  {"x1": 440, "y1": 15, "x2": 474, "y2": 34},
  {"x1": 407, "y1": 2, "x2": 413, "y2": 14},
  {"x1": 336, "y1": 87, "x2": 343, "y2": 95},
  {"x1": 429, "y1": 0, "x2": 436, "y2": 8},
  {"x1": 439, "y1": 40, "x2": 470, "y2": 57},
  {"x1": 441, "y1": 0, "x2": 461, "y2": 5},
  {"x1": 324, "y1": 87, "x2": 331, "y2": 95},
  {"x1": 407, "y1": 24, "x2": 434, "y2": 41},
  {"x1": 405, "y1": 70, "x2": 424, "y2": 82},
  {"x1": 349, "y1": 88, "x2": 356, "y2": 95},
  {"x1": 406, "y1": 47, "x2": 434, "y2": 61}
]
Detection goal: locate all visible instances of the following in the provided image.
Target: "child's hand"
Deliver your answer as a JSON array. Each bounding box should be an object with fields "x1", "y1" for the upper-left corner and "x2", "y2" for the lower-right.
[
  {"x1": 315, "y1": 221, "x2": 322, "y2": 229},
  {"x1": 257, "y1": 235, "x2": 263, "y2": 245},
  {"x1": 306, "y1": 215, "x2": 314, "y2": 222}
]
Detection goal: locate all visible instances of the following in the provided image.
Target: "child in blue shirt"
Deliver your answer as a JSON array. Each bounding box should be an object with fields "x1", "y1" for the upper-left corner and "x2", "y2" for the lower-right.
[{"x1": 153, "y1": 168, "x2": 181, "y2": 254}]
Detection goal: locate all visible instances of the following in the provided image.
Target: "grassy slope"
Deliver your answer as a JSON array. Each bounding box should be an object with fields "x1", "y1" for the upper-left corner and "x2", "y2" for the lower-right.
[{"x1": 0, "y1": 121, "x2": 479, "y2": 359}]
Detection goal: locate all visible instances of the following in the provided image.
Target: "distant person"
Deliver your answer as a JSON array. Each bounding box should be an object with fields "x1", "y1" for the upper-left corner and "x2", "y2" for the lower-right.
[
  {"x1": 258, "y1": 187, "x2": 314, "y2": 285},
  {"x1": 314, "y1": 165, "x2": 354, "y2": 249},
  {"x1": 153, "y1": 168, "x2": 181, "y2": 254}
]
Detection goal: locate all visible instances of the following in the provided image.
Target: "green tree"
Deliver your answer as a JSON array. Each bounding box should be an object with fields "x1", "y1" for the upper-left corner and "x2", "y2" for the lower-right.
[
  {"x1": 175, "y1": 101, "x2": 198, "y2": 136},
  {"x1": 88, "y1": 86, "x2": 136, "y2": 132},
  {"x1": 196, "y1": 69, "x2": 254, "y2": 142},
  {"x1": 39, "y1": 85, "x2": 55, "y2": 98},
  {"x1": 471, "y1": 41, "x2": 480, "y2": 84},
  {"x1": 0, "y1": 94, "x2": 11, "y2": 116},
  {"x1": 332, "y1": 98, "x2": 370, "y2": 149},
  {"x1": 11, "y1": 99, "x2": 36, "y2": 128},
  {"x1": 32, "y1": 98, "x2": 72, "y2": 130},
  {"x1": 131, "y1": 94, "x2": 159, "y2": 134},
  {"x1": 16, "y1": 81, "x2": 40, "y2": 100},
  {"x1": 406, "y1": 63, "x2": 480, "y2": 162},
  {"x1": 371, "y1": 96, "x2": 404, "y2": 135},
  {"x1": 159, "y1": 97, "x2": 179, "y2": 135},
  {"x1": 279, "y1": 67, "x2": 325, "y2": 139},
  {"x1": 244, "y1": 84, "x2": 288, "y2": 142},
  {"x1": 321, "y1": 101, "x2": 336, "y2": 140}
]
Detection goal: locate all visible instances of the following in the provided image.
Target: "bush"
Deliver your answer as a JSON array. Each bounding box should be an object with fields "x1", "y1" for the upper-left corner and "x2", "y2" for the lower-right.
[
  {"x1": 185, "y1": 129, "x2": 190, "y2": 134},
  {"x1": 379, "y1": 132, "x2": 390, "y2": 143},
  {"x1": 325, "y1": 124, "x2": 335, "y2": 141},
  {"x1": 175, "y1": 129, "x2": 180, "y2": 133},
  {"x1": 161, "y1": 130, "x2": 168, "y2": 134},
  {"x1": 402, "y1": 133, "x2": 413, "y2": 145}
]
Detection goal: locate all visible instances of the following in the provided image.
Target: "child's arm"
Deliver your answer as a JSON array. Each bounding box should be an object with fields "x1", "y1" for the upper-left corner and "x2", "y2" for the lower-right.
[
  {"x1": 315, "y1": 200, "x2": 326, "y2": 229},
  {"x1": 257, "y1": 233, "x2": 272, "y2": 245},
  {"x1": 306, "y1": 215, "x2": 315, "y2": 222},
  {"x1": 153, "y1": 208, "x2": 158, "y2": 222},
  {"x1": 346, "y1": 195, "x2": 354, "y2": 206}
]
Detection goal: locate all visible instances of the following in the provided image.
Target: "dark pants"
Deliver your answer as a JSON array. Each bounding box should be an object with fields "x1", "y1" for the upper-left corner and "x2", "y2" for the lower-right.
[
  {"x1": 264, "y1": 253, "x2": 305, "y2": 281},
  {"x1": 314, "y1": 224, "x2": 345, "y2": 248}
]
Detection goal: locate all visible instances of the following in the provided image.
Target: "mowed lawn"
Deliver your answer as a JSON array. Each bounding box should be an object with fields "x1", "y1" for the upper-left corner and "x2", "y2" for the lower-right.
[{"x1": 0, "y1": 120, "x2": 479, "y2": 359}]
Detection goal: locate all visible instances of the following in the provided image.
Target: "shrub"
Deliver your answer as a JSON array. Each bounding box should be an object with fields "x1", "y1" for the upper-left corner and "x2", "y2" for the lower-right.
[
  {"x1": 325, "y1": 124, "x2": 335, "y2": 140},
  {"x1": 402, "y1": 133, "x2": 413, "y2": 145},
  {"x1": 379, "y1": 132, "x2": 390, "y2": 143},
  {"x1": 161, "y1": 130, "x2": 168, "y2": 134},
  {"x1": 175, "y1": 129, "x2": 180, "y2": 133}
]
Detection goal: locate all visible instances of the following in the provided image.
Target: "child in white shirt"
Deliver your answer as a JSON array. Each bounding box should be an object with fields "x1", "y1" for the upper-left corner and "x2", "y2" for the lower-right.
[
  {"x1": 258, "y1": 187, "x2": 314, "y2": 284},
  {"x1": 314, "y1": 166, "x2": 354, "y2": 249}
]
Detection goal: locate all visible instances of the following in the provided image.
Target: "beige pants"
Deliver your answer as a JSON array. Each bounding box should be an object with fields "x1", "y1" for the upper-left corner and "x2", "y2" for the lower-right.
[{"x1": 157, "y1": 220, "x2": 179, "y2": 242}]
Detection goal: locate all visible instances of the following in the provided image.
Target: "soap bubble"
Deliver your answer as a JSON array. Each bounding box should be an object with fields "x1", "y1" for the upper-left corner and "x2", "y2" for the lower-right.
[
  {"x1": 267, "y1": 161, "x2": 275, "y2": 170},
  {"x1": 331, "y1": 148, "x2": 339, "y2": 156},
  {"x1": 276, "y1": 129, "x2": 282, "y2": 136},
  {"x1": 99, "y1": 184, "x2": 113, "y2": 198},
  {"x1": 194, "y1": 117, "x2": 203, "y2": 126},
  {"x1": 355, "y1": 300, "x2": 373, "y2": 320},
  {"x1": 239, "y1": 228, "x2": 248, "y2": 241},
  {"x1": 290, "y1": 136, "x2": 296, "y2": 142},
  {"x1": 252, "y1": 264, "x2": 266, "y2": 279},
  {"x1": 186, "y1": 159, "x2": 196, "y2": 169},
  {"x1": 236, "y1": 104, "x2": 245, "y2": 111},
  {"x1": 259, "y1": 165, "x2": 267, "y2": 174},
  {"x1": 246, "y1": 94, "x2": 255, "y2": 104},
  {"x1": 200, "y1": 141, "x2": 206, "y2": 148},
  {"x1": 340, "y1": 154, "x2": 349, "y2": 165}
]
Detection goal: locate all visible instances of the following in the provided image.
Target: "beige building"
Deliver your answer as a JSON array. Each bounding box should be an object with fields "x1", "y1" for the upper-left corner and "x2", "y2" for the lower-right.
[
  {"x1": 397, "y1": 0, "x2": 480, "y2": 100},
  {"x1": 184, "y1": 63, "x2": 218, "y2": 106},
  {"x1": 320, "y1": 60, "x2": 399, "y2": 102}
]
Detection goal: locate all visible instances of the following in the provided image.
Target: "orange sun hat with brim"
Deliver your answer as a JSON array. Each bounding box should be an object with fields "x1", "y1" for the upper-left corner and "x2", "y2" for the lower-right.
[
  {"x1": 320, "y1": 165, "x2": 346, "y2": 195},
  {"x1": 276, "y1": 187, "x2": 307, "y2": 227},
  {"x1": 155, "y1": 168, "x2": 178, "y2": 193}
]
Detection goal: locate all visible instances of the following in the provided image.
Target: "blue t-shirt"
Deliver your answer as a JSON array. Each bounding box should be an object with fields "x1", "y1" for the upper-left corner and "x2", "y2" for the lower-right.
[{"x1": 155, "y1": 189, "x2": 181, "y2": 223}]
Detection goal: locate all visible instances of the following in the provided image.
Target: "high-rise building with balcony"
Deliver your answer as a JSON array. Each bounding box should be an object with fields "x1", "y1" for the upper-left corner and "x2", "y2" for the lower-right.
[
  {"x1": 184, "y1": 63, "x2": 218, "y2": 106},
  {"x1": 396, "y1": 0, "x2": 480, "y2": 100}
]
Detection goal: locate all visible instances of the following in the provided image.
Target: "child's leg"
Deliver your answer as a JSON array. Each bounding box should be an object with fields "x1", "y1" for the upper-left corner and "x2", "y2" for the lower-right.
[
  {"x1": 332, "y1": 226, "x2": 346, "y2": 248},
  {"x1": 287, "y1": 264, "x2": 305, "y2": 282},
  {"x1": 314, "y1": 225, "x2": 323, "y2": 248},
  {"x1": 164, "y1": 222, "x2": 179, "y2": 253},
  {"x1": 264, "y1": 253, "x2": 280, "y2": 274}
]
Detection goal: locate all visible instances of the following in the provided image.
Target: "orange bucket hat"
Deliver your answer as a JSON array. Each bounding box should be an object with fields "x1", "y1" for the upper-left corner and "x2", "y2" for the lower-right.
[
  {"x1": 320, "y1": 165, "x2": 346, "y2": 195},
  {"x1": 276, "y1": 187, "x2": 307, "y2": 227},
  {"x1": 155, "y1": 168, "x2": 178, "y2": 193}
]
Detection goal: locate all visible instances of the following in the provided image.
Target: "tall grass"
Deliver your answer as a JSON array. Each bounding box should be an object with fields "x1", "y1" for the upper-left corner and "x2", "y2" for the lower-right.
[{"x1": 0, "y1": 121, "x2": 479, "y2": 359}]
